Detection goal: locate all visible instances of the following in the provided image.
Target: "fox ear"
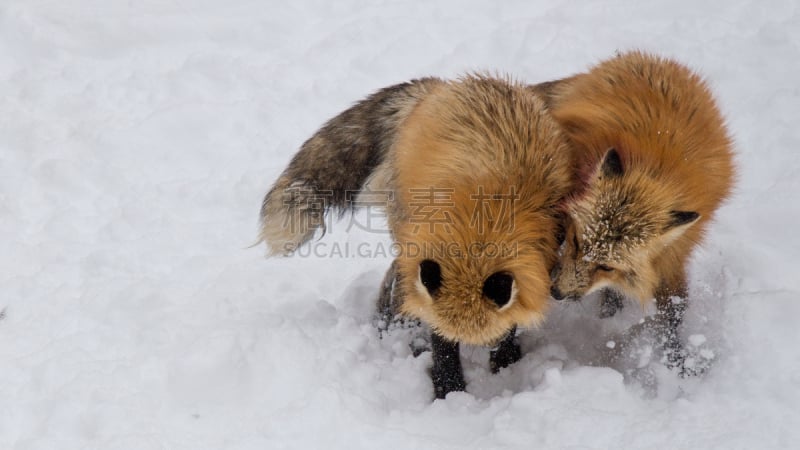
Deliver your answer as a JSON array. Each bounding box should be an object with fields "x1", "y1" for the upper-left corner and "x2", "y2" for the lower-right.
[
  {"x1": 601, "y1": 148, "x2": 624, "y2": 178},
  {"x1": 660, "y1": 210, "x2": 701, "y2": 244},
  {"x1": 667, "y1": 210, "x2": 700, "y2": 229}
]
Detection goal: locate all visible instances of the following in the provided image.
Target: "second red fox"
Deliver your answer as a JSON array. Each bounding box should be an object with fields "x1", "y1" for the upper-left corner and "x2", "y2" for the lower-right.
[{"x1": 534, "y1": 51, "x2": 735, "y2": 373}]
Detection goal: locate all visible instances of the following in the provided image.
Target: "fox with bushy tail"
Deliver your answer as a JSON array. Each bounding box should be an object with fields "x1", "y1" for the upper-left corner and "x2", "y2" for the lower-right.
[{"x1": 258, "y1": 76, "x2": 573, "y2": 398}]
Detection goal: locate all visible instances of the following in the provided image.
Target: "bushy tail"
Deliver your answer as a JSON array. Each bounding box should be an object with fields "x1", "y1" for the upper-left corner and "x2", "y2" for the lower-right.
[{"x1": 258, "y1": 78, "x2": 440, "y2": 255}]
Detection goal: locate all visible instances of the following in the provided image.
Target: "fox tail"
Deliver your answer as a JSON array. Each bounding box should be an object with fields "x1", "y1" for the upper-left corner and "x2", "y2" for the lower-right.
[{"x1": 258, "y1": 78, "x2": 438, "y2": 255}]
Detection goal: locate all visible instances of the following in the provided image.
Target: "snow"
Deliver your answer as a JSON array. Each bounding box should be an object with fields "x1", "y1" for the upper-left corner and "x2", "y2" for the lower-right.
[
  {"x1": 1, "y1": 0, "x2": 799, "y2": 449},
  {"x1": 688, "y1": 334, "x2": 707, "y2": 347}
]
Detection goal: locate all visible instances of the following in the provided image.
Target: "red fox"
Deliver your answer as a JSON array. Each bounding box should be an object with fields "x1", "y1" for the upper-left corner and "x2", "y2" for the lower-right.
[
  {"x1": 535, "y1": 51, "x2": 735, "y2": 372},
  {"x1": 259, "y1": 76, "x2": 573, "y2": 397}
]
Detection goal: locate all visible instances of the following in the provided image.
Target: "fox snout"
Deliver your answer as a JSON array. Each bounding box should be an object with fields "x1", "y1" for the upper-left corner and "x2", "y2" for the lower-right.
[
  {"x1": 549, "y1": 264, "x2": 566, "y2": 300},
  {"x1": 550, "y1": 283, "x2": 583, "y2": 301},
  {"x1": 549, "y1": 284, "x2": 566, "y2": 301},
  {"x1": 549, "y1": 259, "x2": 590, "y2": 301},
  {"x1": 549, "y1": 283, "x2": 568, "y2": 301}
]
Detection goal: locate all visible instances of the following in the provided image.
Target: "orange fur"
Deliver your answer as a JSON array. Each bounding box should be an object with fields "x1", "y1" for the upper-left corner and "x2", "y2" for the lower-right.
[
  {"x1": 259, "y1": 74, "x2": 573, "y2": 349},
  {"x1": 389, "y1": 76, "x2": 573, "y2": 345},
  {"x1": 545, "y1": 51, "x2": 735, "y2": 310}
]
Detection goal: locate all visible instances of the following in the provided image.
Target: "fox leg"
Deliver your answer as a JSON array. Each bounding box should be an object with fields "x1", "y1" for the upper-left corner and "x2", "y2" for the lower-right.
[
  {"x1": 376, "y1": 259, "x2": 399, "y2": 334},
  {"x1": 375, "y1": 259, "x2": 427, "y2": 354},
  {"x1": 430, "y1": 332, "x2": 466, "y2": 398},
  {"x1": 654, "y1": 276, "x2": 689, "y2": 373},
  {"x1": 489, "y1": 326, "x2": 521, "y2": 373}
]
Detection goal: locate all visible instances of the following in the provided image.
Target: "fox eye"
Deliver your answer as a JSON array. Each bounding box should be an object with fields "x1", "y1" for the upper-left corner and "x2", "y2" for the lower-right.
[
  {"x1": 597, "y1": 264, "x2": 614, "y2": 272},
  {"x1": 419, "y1": 260, "x2": 442, "y2": 295},
  {"x1": 483, "y1": 271, "x2": 514, "y2": 308},
  {"x1": 555, "y1": 224, "x2": 566, "y2": 246},
  {"x1": 571, "y1": 233, "x2": 581, "y2": 258}
]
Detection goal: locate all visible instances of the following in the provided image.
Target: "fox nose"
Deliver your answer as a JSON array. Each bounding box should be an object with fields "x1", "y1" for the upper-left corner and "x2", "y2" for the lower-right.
[{"x1": 550, "y1": 285, "x2": 565, "y2": 301}]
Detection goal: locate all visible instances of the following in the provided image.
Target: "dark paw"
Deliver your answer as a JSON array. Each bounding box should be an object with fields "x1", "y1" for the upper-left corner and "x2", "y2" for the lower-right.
[
  {"x1": 678, "y1": 362, "x2": 706, "y2": 377},
  {"x1": 409, "y1": 326, "x2": 430, "y2": 357},
  {"x1": 489, "y1": 341, "x2": 522, "y2": 374},
  {"x1": 599, "y1": 289, "x2": 624, "y2": 318},
  {"x1": 431, "y1": 367, "x2": 466, "y2": 399},
  {"x1": 664, "y1": 351, "x2": 705, "y2": 377},
  {"x1": 674, "y1": 336, "x2": 715, "y2": 377},
  {"x1": 661, "y1": 336, "x2": 712, "y2": 377},
  {"x1": 662, "y1": 344, "x2": 686, "y2": 372}
]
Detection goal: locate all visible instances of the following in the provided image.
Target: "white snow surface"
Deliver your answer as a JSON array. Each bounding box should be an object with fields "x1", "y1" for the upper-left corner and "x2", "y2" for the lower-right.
[{"x1": 2, "y1": 1, "x2": 799, "y2": 449}]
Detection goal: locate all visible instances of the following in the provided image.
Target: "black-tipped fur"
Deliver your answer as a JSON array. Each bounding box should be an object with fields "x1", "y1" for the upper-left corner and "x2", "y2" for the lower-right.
[{"x1": 258, "y1": 78, "x2": 441, "y2": 254}]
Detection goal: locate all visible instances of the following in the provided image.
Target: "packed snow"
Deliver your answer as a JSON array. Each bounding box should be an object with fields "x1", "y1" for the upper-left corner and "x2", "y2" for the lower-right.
[{"x1": 1, "y1": 1, "x2": 799, "y2": 449}]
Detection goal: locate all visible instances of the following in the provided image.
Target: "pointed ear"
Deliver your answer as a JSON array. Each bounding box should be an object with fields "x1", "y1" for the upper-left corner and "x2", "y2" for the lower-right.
[
  {"x1": 600, "y1": 148, "x2": 624, "y2": 178},
  {"x1": 659, "y1": 210, "x2": 701, "y2": 245},
  {"x1": 667, "y1": 210, "x2": 700, "y2": 230}
]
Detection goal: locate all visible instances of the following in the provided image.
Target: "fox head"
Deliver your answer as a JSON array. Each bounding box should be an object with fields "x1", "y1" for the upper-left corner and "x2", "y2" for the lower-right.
[
  {"x1": 390, "y1": 76, "x2": 573, "y2": 346},
  {"x1": 540, "y1": 52, "x2": 734, "y2": 305},
  {"x1": 550, "y1": 149, "x2": 701, "y2": 303}
]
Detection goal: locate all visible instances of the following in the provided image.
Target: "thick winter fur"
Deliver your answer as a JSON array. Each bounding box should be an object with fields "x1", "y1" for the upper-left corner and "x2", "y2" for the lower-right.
[
  {"x1": 537, "y1": 51, "x2": 735, "y2": 366},
  {"x1": 388, "y1": 78, "x2": 572, "y2": 346},
  {"x1": 259, "y1": 75, "x2": 573, "y2": 396},
  {"x1": 258, "y1": 78, "x2": 440, "y2": 255}
]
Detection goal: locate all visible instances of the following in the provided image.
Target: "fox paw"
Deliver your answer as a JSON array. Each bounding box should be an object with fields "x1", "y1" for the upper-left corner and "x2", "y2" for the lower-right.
[
  {"x1": 598, "y1": 289, "x2": 624, "y2": 318},
  {"x1": 679, "y1": 334, "x2": 716, "y2": 377},
  {"x1": 660, "y1": 334, "x2": 715, "y2": 377},
  {"x1": 489, "y1": 341, "x2": 522, "y2": 373},
  {"x1": 431, "y1": 366, "x2": 466, "y2": 399}
]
